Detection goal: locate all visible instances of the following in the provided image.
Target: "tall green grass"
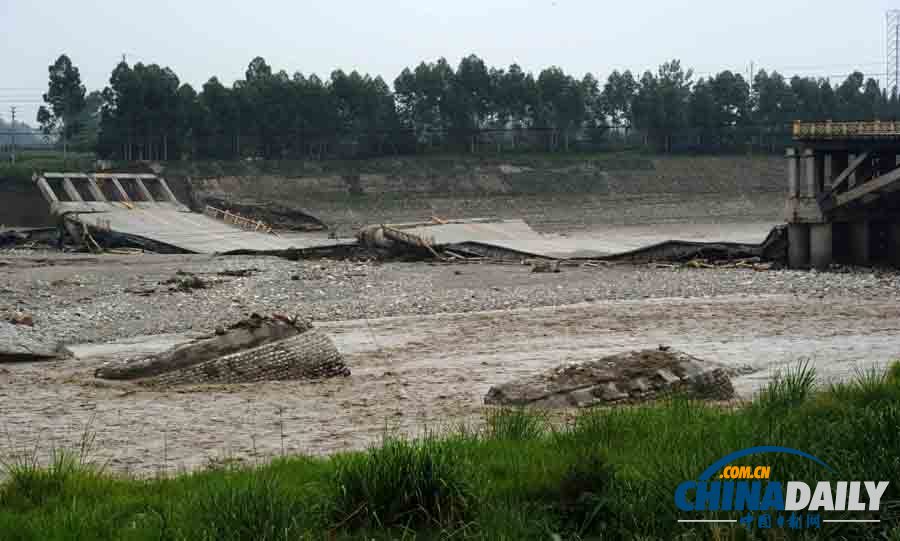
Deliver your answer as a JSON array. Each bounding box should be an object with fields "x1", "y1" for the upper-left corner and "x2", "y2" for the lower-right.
[
  {"x1": 2, "y1": 361, "x2": 900, "y2": 540},
  {"x1": 330, "y1": 437, "x2": 474, "y2": 529}
]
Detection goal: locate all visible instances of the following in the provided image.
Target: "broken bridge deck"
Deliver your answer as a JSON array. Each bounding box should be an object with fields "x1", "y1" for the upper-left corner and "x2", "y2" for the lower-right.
[{"x1": 35, "y1": 172, "x2": 313, "y2": 253}]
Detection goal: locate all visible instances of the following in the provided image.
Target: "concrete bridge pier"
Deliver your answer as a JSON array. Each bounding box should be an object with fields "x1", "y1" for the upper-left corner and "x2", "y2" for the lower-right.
[
  {"x1": 788, "y1": 224, "x2": 811, "y2": 268},
  {"x1": 786, "y1": 148, "x2": 834, "y2": 269},
  {"x1": 810, "y1": 223, "x2": 833, "y2": 270},
  {"x1": 891, "y1": 224, "x2": 900, "y2": 266},
  {"x1": 788, "y1": 222, "x2": 834, "y2": 270},
  {"x1": 849, "y1": 221, "x2": 871, "y2": 266}
]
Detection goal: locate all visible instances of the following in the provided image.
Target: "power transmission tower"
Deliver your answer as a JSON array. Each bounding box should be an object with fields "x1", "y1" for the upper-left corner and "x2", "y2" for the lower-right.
[
  {"x1": 887, "y1": 10, "x2": 900, "y2": 95},
  {"x1": 9, "y1": 106, "x2": 16, "y2": 164}
]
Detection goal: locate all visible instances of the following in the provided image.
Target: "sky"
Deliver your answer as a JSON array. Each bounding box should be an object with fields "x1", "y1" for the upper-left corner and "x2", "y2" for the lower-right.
[{"x1": 1, "y1": 0, "x2": 896, "y2": 126}]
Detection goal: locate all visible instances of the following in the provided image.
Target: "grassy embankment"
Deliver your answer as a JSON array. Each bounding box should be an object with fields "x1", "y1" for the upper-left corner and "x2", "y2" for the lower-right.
[{"x1": 2, "y1": 362, "x2": 899, "y2": 540}]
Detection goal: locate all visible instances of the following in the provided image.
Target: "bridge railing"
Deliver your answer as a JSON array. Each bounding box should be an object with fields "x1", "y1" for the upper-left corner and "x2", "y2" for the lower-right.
[
  {"x1": 794, "y1": 120, "x2": 900, "y2": 139},
  {"x1": 203, "y1": 205, "x2": 276, "y2": 235}
]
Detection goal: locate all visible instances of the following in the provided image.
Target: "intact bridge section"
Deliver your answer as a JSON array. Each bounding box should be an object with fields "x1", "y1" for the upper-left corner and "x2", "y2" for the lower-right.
[{"x1": 787, "y1": 121, "x2": 900, "y2": 269}]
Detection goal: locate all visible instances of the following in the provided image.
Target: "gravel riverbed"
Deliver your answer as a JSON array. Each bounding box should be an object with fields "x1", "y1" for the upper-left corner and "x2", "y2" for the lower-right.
[{"x1": 1, "y1": 253, "x2": 899, "y2": 346}]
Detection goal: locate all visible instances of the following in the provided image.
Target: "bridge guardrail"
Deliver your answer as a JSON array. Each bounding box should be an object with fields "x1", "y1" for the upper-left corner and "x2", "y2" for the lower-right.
[
  {"x1": 203, "y1": 206, "x2": 277, "y2": 235},
  {"x1": 793, "y1": 120, "x2": 900, "y2": 139}
]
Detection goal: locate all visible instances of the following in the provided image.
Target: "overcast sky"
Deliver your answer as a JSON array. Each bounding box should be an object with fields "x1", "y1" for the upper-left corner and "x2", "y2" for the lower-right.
[{"x1": 1, "y1": 0, "x2": 895, "y2": 125}]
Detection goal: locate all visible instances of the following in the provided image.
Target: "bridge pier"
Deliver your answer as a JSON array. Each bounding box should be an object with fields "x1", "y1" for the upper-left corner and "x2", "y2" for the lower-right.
[
  {"x1": 787, "y1": 148, "x2": 800, "y2": 196},
  {"x1": 891, "y1": 224, "x2": 900, "y2": 266},
  {"x1": 788, "y1": 223, "x2": 811, "y2": 268},
  {"x1": 810, "y1": 223, "x2": 833, "y2": 270},
  {"x1": 849, "y1": 221, "x2": 871, "y2": 266}
]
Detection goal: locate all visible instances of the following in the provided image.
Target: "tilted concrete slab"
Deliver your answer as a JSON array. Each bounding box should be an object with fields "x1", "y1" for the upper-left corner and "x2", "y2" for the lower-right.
[
  {"x1": 69, "y1": 206, "x2": 311, "y2": 253},
  {"x1": 36, "y1": 172, "x2": 338, "y2": 254},
  {"x1": 387, "y1": 219, "x2": 607, "y2": 258},
  {"x1": 381, "y1": 219, "x2": 778, "y2": 260},
  {"x1": 64, "y1": 331, "x2": 209, "y2": 362}
]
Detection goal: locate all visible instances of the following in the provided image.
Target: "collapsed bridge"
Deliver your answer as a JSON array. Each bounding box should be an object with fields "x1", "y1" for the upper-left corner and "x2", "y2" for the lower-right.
[
  {"x1": 34, "y1": 172, "x2": 310, "y2": 253},
  {"x1": 33, "y1": 171, "x2": 784, "y2": 262}
]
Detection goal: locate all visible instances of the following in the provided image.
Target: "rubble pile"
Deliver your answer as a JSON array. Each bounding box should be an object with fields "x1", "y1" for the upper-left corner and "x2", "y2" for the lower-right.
[{"x1": 484, "y1": 348, "x2": 735, "y2": 408}]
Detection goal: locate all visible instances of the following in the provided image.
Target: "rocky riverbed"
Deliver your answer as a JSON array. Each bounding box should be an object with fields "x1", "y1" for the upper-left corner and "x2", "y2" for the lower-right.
[
  {"x1": 1, "y1": 252, "x2": 899, "y2": 347},
  {"x1": 1, "y1": 249, "x2": 900, "y2": 476}
]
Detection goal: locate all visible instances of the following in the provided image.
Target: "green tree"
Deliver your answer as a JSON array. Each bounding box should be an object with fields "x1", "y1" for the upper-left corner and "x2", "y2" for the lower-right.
[
  {"x1": 394, "y1": 58, "x2": 456, "y2": 148},
  {"x1": 37, "y1": 54, "x2": 87, "y2": 157},
  {"x1": 70, "y1": 90, "x2": 103, "y2": 152},
  {"x1": 752, "y1": 70, "x2": 795, "y2": 124},
  {"x1": 494, "y1": 64, "x2": 538, "y2": 128},
  {"x1": 602, "y1": 70, "x2": 638, "y2": 132},
  {"x1": 197, "y1": 77, "x2": 237, "y2": 158},
  {"x1": 634, "y1": 60, "x2": 692, "y2": 151},
  {"x1": 97, "y1": 61, "x2": 182, "y2": 160},
  {"x1": 451, "y1": 54, "x2": 494, "y2": 151},
  {"x1": 536, "y1": 66, "x2": 586, "y2": 151}
]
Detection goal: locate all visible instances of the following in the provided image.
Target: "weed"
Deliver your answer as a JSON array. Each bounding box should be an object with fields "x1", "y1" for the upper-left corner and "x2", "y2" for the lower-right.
[
  {"x1": 330, "y1": 437, "x2": 474, "y2": 529},
  {"x1": 484, "y1": 407, "x2": 547, "y2": 441},
  {"x1": 755, "y1": 359, "x2": 817, "y2": 413}
]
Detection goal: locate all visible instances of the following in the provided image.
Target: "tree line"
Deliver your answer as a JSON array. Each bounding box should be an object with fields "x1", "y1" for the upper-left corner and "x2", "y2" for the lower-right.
[{"x1": 36, "y1": 53, "x2": 900, "y2": 160}]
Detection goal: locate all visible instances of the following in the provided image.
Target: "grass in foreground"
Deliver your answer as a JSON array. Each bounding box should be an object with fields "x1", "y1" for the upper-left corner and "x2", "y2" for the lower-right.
[{"x1": 2, "y1": 362, "x2": 900, "y2": 540}]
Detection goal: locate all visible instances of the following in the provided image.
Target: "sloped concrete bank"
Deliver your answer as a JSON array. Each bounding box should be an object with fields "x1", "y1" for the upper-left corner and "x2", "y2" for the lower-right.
[{"x1": 162, "y1": 155, "x2": 785, "y2": 234}]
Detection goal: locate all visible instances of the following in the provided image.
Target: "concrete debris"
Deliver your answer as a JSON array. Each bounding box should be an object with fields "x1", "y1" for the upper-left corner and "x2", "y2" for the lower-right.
[
  {"x1": 217, "y1": 268, "x2": 260, "y2": 277},
  {"x1": 600, "y1": 229, "x2": 787, "y2": 265},
  {"x1": 484, "y1": 348, "x2": 735, "y2": 408},
  {"x1": 0, "y1": 227, "x2": 59, "y2": 250},
  {"x1": 0, "y1": 322, "x2": 68, "y2": 363},
  {"x1": 8, "y1": 312, "x2": 34, "y2": 327},
  {"x1": 357, "y1": 219, "x2": 786, "y2": 265},
  {"x1": 530, "y1": 260, "x2": 561, "y2": 273},
  {"x1": 94, "y1": 313, "x2": 348, "y2": 384},
  {"x1": 0, "y1": 230, "x2": 28, "y2": 247},
  {"x1": 162, "y1": 273, "x2": 208, "y2": 292}
]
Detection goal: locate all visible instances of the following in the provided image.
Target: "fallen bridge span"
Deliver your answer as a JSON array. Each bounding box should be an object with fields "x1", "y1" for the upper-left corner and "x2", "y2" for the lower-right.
[{"x1": 34, "y1": 172, "x2": 328, "y2": 253}]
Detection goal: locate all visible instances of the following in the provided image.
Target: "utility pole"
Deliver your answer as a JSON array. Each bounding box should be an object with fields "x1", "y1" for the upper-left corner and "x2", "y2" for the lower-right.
[
  {"x1": 9, "y1": 106, "x2": 16, "y2": 165},
  {"x1": 887, "y1": 10, "x2": 900, "y2": 95}
]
